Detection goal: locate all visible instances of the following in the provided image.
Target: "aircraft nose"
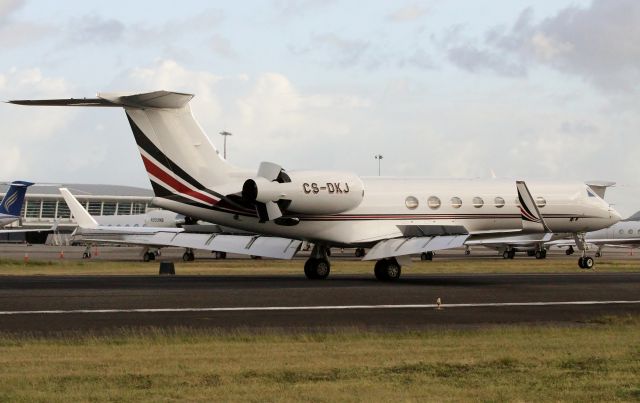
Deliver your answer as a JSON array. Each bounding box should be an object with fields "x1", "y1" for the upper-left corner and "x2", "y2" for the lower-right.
[{"x1": 609, "y1": 206, "x2": 622, "y2": 224}]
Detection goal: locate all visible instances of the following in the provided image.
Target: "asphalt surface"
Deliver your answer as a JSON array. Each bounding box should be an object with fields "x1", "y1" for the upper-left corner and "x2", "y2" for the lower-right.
[{"x1": 1, "y1": 272, "x2": 639, "y2": 334}]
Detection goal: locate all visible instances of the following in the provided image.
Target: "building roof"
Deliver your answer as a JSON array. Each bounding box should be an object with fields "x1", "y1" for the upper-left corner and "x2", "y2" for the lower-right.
[{"x1": 0, "y1": 182, "x2": 153, "y2": 197}]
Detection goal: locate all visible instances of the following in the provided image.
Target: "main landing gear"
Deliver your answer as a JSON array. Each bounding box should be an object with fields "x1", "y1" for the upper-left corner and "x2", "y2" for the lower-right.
[
  {"x1": 304, "y1": 244, "x2": 331, "y2": 279},
  {"x1": 420, "y1": 251, "x2": 434, "y2": 261},
  {"x1": 374, "y1": 258, "x2": 402, "y2": 281},
  {"x1": 502, "y1": 250, "x2": 516, "y2": 259},
  {"x1": 182, "y1": 248, "x2": 195, "y2": 262}
]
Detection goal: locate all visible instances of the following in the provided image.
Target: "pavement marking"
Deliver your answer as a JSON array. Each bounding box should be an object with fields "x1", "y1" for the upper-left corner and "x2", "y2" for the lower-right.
[{"x1": 1, "y1": 300, "x2": 640, "y2": 315}]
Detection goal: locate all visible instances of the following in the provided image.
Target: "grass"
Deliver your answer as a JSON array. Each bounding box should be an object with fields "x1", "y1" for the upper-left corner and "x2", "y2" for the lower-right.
[
  {"x1": 0, "y1": 316, "x2": 639, "y2": 401},
  {"x1": 0, "y1": 256, "x2": 637, "y2": 276}
]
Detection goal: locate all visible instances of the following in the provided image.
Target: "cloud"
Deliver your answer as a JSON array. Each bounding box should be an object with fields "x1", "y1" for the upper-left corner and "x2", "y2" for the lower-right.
[
  {"x1": 65, "y1": 15, "x2": 126, "y2": 45},
  {"x1": 440, "y1": 1, "x2": 640, "y2": 93},
  {"x1": 387, "y1": 4, "x2": 428, "y2": 22},
  {"x1": 209, "y1": 33, "x2": 239, "y2": 59},
  {"x1": 0, "y1": 0, "x2": 23, "y2": 22}
]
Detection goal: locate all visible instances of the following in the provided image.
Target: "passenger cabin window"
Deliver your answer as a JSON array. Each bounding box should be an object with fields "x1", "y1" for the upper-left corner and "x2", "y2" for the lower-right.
[
  {"x1": 472, "y1": 197, "x2": 484, "y2": 208},
  {"x1": 536, "y1": 197, "x2": 547, "y2": 208},
  {"x1": 427, "y1": 196, "x2": 441, "y2": 210},
  {"x1": 450, "y1": 197, "x2": 462, "y2": 209},
  {"x1": 619, "y1": 229, "x2": 624, "y2": 235},
  {"x1": 494, "y1": 197, "x2": 505, "y2": 208},
  {"x1": 629, "y1": 229, "x2": 634, "y2": 235},
  {"x1": 405, "y1": 196, "x2": 419, "y2": 210}
]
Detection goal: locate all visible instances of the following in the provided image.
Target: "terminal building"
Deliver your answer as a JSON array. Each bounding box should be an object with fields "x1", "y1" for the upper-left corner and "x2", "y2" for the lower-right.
[{"x1": 0, "y1": 183, "x2": 155, "y2": 232}]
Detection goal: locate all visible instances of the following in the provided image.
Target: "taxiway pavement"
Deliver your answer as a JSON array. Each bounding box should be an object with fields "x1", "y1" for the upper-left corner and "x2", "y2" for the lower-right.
[{"x1": 1, "y1": 272, "x2": 639, "y2": 333}]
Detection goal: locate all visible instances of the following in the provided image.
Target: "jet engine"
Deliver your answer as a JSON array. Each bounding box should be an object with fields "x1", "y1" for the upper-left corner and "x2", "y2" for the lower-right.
[{"x1": 241, "y1": 162, "x2": 365, "y2": 222}]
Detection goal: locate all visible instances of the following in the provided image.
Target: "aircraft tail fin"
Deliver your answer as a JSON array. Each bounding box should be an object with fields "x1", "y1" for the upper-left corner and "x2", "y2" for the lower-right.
[
  {"x1": 11, "y1": 91, "x2": 237, "y2": 207},
  {"x1": 59, "y1": 188, "x2": 99, "y2": 229},
  {"x1": 0, "y1": 181, "x2": 33, "y2": 216},
  {"x1": 516, "y1": 181, "x2": 551, "y2": 233}
]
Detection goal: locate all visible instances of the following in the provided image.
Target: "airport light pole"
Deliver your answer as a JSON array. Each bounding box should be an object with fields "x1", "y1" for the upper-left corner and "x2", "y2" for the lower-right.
[
  {"x1": 374, "y1": 154, "x2": 383, "y2": 176},
  {"x1": 219, "y1": 131, "x2": 232, "y2": 159}
]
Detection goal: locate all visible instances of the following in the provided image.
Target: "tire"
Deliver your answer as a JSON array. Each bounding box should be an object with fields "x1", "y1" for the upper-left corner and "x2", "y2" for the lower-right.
[
  {"x1": 182, "y1": 252, "x2": 191, "y2": 262},
  {"x1": 502, "y1": 251, "x2": 510, "y2": 259},
  {"x1": 578, "y1": 257, "x2": 585, "y2": 269},
  {"x1": 583, "y1": 256, "x2": 594, "y2": 269},
  {"x1": 304, "y1": 258, "x2": 330, "y2": 280},
  {"x1": 374, "y1": 259, "x2": 401, "y2": 282},
  {"x1": 143, "y1": 252, "x2": 151, "y2": 262},
  {"x1": 508, "y1": 250, "x2": 516, "y2": 259},
  {"x1": 304, "y1": 258, "x2": 317, "y2": 279},
  {"x1": 421, "y1": 252, "x2": 433, "y2": 261}
]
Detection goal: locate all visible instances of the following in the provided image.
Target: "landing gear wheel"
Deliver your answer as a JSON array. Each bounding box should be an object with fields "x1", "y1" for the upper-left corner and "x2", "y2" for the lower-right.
[
  {"x1": 182, "y1": 251, "x2": 195, "y2": 262},
  {"x1": 355, "y1": 248, "x2": 365, "y2": 258},
  {"x1": 213, "y1": 251, "x2": 227, "y2": 259},
  {"x1": 595, "y1": 251, "x2": 601, "y2": 258},
  {"x1": 579, "y1": 256, "x2": 594, "y2": 270},
  {"x1": 304, "y1": 258, "x2": 330, "y2": 280},
  {"x1": 82, "y1": 252, "x2": 91, "y2": 259},
  {"x1": 420, "y1": 251, "x2": 433, "y2": 261},
  {"x1": 374, "y1": 259, "x2": 402, "y2": 281},
  {"x1": 566, "y1": 246, "x2": 575, "y2": 256},
  {"x1": 535, "y1": 250, "x2": 547, "y2": 259},
  {"x1": 503, "y1": 250, "x2": 515, "y2": 259},
  {"x1": 465, "y1": 249, "x2": 471, "y2": 256},
  {"x1": 143, "y1": 251, "x2": 155, "y2": 262}
]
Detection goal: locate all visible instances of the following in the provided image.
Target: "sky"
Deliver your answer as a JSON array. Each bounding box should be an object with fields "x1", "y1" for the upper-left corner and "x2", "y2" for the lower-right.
[{"x1": 1, "y1": 0, "x2": 639, "y2": 216}]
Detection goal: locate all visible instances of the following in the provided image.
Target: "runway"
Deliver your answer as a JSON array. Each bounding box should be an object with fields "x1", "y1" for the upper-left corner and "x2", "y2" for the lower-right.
[{"x1": 1, "y1": 272, "x2": 639, "y2": 333}]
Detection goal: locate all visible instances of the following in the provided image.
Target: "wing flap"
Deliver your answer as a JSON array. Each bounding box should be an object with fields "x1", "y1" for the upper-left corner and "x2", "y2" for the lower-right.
[{"x1": 363, "y1": 235, "x2": 468, "y2": 261}]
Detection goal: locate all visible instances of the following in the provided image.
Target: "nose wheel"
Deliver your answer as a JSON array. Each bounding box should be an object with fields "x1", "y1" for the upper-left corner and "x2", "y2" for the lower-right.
[{"x1": 578, "y1": 256, "x2": 594, "y2": 269}]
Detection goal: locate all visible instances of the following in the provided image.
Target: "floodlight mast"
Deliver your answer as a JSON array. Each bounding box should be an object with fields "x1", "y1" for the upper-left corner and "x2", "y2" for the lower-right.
[
  {"x1": 219, "y1": 131, "x2": 233, "y2": 159},
  {"x1": 374, "y1": 154, "x2": 383, "y2": 176}
]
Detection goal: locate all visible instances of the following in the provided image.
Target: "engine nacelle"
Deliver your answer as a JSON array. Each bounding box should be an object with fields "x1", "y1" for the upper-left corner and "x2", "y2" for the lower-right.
[{"x1": 242, "y1": 171, "x2": 364, "y2": 215}]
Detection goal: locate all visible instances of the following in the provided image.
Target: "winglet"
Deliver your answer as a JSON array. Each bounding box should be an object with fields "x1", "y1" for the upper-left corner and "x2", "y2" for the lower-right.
[
  {"x1": 59, "y1": 188, "x2": 99, "y2": 229},
  {"x1": 516, "y1": 181, "x2": 551, "y2": 233}
]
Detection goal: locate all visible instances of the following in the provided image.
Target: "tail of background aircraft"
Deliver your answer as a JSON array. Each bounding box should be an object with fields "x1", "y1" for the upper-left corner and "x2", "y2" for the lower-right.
[
  {"x1": 10, "y1": 92, "x2": 237, "y2": 208},
  {"x1": 0, "y1": 181, "x2": 34, "y2": 216}
]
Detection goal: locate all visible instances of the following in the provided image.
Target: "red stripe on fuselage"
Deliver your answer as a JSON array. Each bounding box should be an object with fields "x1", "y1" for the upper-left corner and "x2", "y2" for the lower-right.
[{"x1": 141, "y1": 155, "x2": 218, "y2": 205}]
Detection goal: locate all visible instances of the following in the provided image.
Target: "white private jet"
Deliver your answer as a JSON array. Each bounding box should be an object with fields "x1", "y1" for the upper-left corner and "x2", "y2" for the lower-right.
[
  {"x1": 549, "y1": 219, "x2": 640, "y2": 258},
  {"x1": 11, "y1": 91, "x2": 621, "y2": 279}
]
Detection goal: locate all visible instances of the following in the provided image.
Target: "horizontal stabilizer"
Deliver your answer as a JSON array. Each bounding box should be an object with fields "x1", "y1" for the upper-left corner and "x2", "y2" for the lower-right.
[
  {"x1": 585, "y1": 180, "x2": 615, "y2": 199},
  {"x1": 9, "y1": 90, "x2": 194, "y2": 109},
  {"x1": 363, "y1": 235, "x2": 468, "y2": 261}
]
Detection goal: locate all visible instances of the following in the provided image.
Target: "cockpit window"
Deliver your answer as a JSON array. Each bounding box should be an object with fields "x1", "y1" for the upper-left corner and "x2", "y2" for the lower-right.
[{"x1": 405, "y1": 196, "x2": 419, "y2": 210}]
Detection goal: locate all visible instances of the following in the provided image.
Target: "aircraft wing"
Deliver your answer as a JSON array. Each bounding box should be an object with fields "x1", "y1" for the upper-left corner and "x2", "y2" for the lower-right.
[
  {"x1": 75, "y1": 231, "x2": 301, "y2": 259},
  {"x1": 363, "y1": 235, "x2": 468, "y2": 261},
  {"x1": 0, "y1": 227, "x2": 54, "y2": 234},
  {"x1": 547, "y1": 238, "x2": 640, "y2": 248},
  {"x1": 466, "y1": 233, "x2": 553, "y2": 247}
]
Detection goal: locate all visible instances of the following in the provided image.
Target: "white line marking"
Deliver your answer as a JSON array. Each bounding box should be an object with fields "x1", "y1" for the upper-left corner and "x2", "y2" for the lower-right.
[{"x1": 1, "y1": 300, "x2": 639, "y2": 315}]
